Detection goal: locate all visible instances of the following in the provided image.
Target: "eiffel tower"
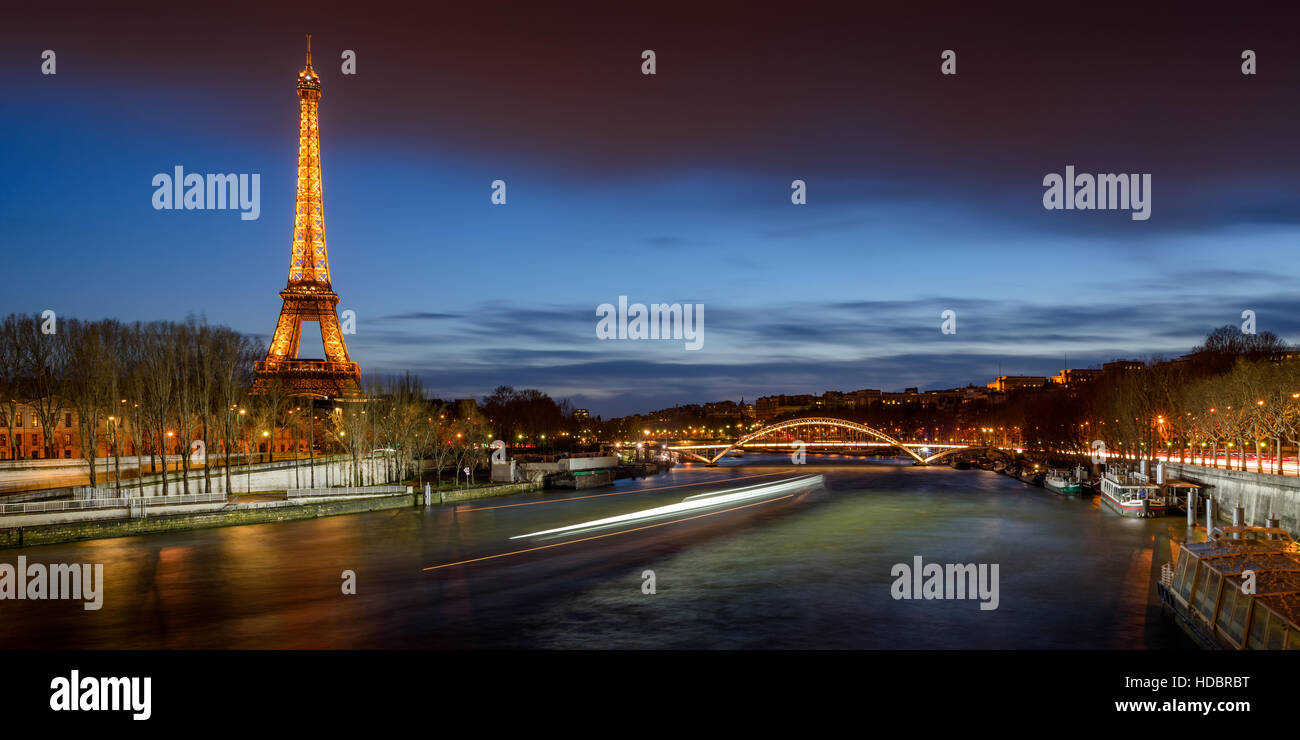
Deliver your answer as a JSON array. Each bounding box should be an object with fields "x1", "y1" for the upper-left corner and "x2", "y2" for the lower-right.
[{"x1": 253, "y1": 34, "x2": 362, "y2": 399}]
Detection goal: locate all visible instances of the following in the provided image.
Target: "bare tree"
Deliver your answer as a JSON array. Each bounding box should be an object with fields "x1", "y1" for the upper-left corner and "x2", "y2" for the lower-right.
[
  {"x1": 214, "y1": 330, "x2": 260, "y2": 494},
  {"x1": 251, "y1": 378, "x2": 290, "y2": 465},
  {"x1": 325, "y1": 399, "x2": 370, "y2": 486},
  {"x1": 120, "y1": 327, "x2": 149, "y2": 496},
  {"x1": 101, "y1": 321, "x2": 128, "y2": 492},
  {"x1": 191, "y1": 317, "x2": 219, "y2": 493},
  {"x1": 429, "y1": 406, "x2": 454, "y2": 487},
  {"x1": 140, "y1": 323, "x2": 179, "y2": 494},
  {"x1": 0, "y1": 315, "x2": 26, "y2": 461},
  {"x1": 452, "y1": 404, "x2": 492, "y2": 487},
  {"x1": 65, "y1": 319, "x2": 114, "y2": 487},
  {"x1": 22, "y1": 313, "x2": 71, "y2": 461},
  {"x1": 172, "y1": 322, "x2": 203, "y2": 494}
]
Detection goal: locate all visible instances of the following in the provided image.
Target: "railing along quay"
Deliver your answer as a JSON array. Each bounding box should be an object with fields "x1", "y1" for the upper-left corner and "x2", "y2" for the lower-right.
[
  {"x1": 286, "y1": 485, "x2": 410, "y2": 498},
  {"x1": 1, "y1": 492, "x2": 229, "y2": 515}
]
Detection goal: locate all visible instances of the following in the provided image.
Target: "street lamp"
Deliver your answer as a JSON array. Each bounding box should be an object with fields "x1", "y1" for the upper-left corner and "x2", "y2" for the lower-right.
[
  {"x1": 237, "y1": 409, "x2": 247, "y2": 493},
  {"x1": 106, "y1": 416, "x2": 116, "y2": 484}
]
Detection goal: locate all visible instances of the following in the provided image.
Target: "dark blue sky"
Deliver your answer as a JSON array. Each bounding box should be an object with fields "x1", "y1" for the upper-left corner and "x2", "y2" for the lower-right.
[{"x1": 3, "y1": 2, "x2": 1300, "y2": 415}]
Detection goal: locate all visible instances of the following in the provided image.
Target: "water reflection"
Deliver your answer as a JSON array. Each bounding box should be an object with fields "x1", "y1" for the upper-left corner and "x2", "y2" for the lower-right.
[{"x1": 0, "y1": 456, "x2": 1194, "y2": 649}]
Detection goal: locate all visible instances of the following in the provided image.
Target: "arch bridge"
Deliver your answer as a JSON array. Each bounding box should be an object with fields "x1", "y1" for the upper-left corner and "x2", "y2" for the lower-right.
[{"x1": 663, "y1": 417, "x2": 996, "y2": 465}]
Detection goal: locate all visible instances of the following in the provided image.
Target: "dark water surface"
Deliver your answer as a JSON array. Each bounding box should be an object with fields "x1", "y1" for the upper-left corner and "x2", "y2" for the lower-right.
[{"x1": 0, "y1": 456, "x2": 1196, "y2": 649}]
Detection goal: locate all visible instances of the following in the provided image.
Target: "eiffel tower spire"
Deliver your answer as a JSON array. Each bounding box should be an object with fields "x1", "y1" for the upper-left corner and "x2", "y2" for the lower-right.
[
  {"x1": 253, "y1": 34, "x2": 362, "y2": 398},
  {"x1": 290, "y1": 32, "x2": 327, "y2": 288}
]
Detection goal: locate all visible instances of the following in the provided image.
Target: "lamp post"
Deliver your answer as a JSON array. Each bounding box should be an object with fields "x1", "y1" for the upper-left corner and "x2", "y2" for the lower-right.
[
  {"x1": 287, "y1": 408, "x2": 298, "y2": 488},
  {"x1": 237, "y1": 408, "x2": 247, "y2": 493},
  {"x1": 308, "y1": 398, "x2": 316, "y2": 487},
  {"x1": 106, "y1": 416, "x2": 116, "y2": 486},
  {"x1": 1154, "y1": 415, "x2": 1164, "y2": 467},
  {"x1": 166, "y1": 431, "x2": 175, "y2": 482},
  {"x1": 1256, "y1": 400, "x2": 1266, "y2": 474}
]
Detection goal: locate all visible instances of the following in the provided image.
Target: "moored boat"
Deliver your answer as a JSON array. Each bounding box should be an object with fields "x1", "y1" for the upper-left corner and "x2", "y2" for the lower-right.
[
  {"x1": 1099, "y1": 469, "x2": 1165, "y2": 517},
  {"x1": 1043, "y1": 467, "x2": 1084, "y2": 495},
  {"x1": 1157, "y1": 525, "x2": 1300, "y2": 649},
  {"x1": 1015, "y1": 463, "x2": 1045, "y2": 486}
]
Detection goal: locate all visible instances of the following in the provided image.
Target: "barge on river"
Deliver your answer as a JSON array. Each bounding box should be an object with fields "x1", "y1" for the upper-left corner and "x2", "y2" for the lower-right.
[
  {"x1": 1099, "y1": 469, "x2": 1165, "y2": 517},
  {"x1": 1043, "y1": 467, "x2": 1085, "y2": 495},
  {"x1": 1158, "y1": 526, "x2": 1300, "y2": 650}
]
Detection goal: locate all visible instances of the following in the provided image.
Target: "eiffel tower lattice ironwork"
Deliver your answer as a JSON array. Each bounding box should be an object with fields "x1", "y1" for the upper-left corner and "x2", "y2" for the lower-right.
[{"x1": 253, "y1": 34, "x2": 362, "y2": 398}]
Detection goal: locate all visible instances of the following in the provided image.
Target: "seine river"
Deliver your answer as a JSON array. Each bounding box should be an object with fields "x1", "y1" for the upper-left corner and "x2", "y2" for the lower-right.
[{"x1": 0, "y1": 455, "x2": 1196, "y2": 649}]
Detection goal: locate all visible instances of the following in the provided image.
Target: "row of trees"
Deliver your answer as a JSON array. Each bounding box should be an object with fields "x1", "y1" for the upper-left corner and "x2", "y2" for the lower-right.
[
  {"x1": 325, "y1": 376, "x2": 494, "y2": 488},
  {"x1": 0, "y1": 313, "x2": 264, "y2": 494},
  {"x1": 0, "y1": 313, "x2": 596, "y2": 493},
  {"x1": 1094, "y1": 352, "x2": 1300, "y2": 473},
  {"x1": 482, "y1": 385, "x2": 573, "y2": 445},
  {"x1": 924, "y1": 326, "x2": 1300, "y2": 474}
]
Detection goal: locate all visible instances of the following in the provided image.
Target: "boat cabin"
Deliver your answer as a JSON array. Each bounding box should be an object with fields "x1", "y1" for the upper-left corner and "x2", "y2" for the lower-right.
[
  {"x1": 1099, "y1": 469, "x2": 1165, "y2": 516},
  {"x1": 1162, "y1": 526, "x2": 1300, "y2": 650}
]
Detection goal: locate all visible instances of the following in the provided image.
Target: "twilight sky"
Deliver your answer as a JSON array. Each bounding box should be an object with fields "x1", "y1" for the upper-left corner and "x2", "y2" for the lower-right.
[{"x1": 3, "y1": 2, "x2": 1300, "y2": 416}]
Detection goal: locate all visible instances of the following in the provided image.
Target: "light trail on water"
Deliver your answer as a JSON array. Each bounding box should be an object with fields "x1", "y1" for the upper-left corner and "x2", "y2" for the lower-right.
[
  {"x1": 422, "y1": 474, "x2": 824, "y2": 572},
  {"x1": 455, "y1": 469, "x2": 797, "y2": 513}
]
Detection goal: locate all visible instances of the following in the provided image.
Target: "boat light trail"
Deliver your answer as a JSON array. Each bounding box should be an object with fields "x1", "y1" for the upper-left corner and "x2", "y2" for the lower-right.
[
  {"x1": 422, "y1": 494, "x2": 799, "y2": 572},
  {"x1": 508, "y1": 475, "x2": 824, "y2": 541},
  {"x1": 457, "y1": 470, "x2": 797, "y2": 513}
]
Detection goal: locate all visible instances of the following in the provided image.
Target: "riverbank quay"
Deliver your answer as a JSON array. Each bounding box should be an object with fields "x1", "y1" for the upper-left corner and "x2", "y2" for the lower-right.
[
  {"x1": 425, "y1": 481, "x2": 539, "y2": 504},
  {"x1": 2, "y1": 473, "x2": 651, "y2": 549},
  {"x1": 0, "y1": 454, "x2": 369, "y2": 498},
  {"x1": 0, "y1": 486, "x2": 414, "y2": 549},
  {"x1": 1163, "y1": 462, "x2": 1300, "y2": 536}
]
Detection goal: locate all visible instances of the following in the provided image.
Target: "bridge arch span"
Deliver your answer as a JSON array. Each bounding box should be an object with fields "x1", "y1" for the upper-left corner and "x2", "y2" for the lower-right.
[
  {"x1": 693, "y1": 417, "x2": 927, "y2": 465},
  {"x1": 919, "y1": 445, "x2": 1007, "y2": 465}
]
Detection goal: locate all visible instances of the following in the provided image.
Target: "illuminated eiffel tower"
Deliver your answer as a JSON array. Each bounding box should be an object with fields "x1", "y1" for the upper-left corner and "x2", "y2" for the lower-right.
[{"x1": 253, "y1": 34, "x2": 362, "y2": 398}]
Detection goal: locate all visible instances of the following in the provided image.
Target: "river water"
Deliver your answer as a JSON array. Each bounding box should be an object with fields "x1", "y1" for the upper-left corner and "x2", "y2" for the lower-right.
[{"x1": 0, "y1": 455, "x2": 1196, "y2": 649}]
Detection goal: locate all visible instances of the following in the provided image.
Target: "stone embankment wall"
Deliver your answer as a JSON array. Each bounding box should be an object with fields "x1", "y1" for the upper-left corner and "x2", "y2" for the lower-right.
[
  {"x1": 428, "y1": 482, "x2": 538, "y2": 504},
  {"x1": 1, "y1": 455, "x2": 382, "y2": 498},
  {"x1": 1164, "y1": 463, "x2": 1300, "y2": 535},
  {"x1": 0, "y1": 492, "x2": 414, "y2": 549}
]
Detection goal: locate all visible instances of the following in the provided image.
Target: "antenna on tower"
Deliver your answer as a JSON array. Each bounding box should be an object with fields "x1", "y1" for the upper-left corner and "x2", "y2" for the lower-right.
[{"x1": 305, "y1": 33, "x2": 313, "y2": 68}]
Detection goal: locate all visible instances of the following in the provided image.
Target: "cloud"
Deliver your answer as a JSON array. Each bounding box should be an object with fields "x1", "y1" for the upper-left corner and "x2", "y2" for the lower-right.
[
  {"x1": 377, "y1": 312, "x2": 463, "y2": 321},
  {"x1": 349, "y1": 287, "x2": 1300, "y2": 415}
]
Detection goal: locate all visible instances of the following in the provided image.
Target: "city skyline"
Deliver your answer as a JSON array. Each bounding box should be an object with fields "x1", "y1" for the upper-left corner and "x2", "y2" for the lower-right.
[
  {"x1": 4, "y1": 3, "x2": 1300, "y2": 416},
  {"x1": 6, "y1": 0, "x2": 1300, "y2": 694}
]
